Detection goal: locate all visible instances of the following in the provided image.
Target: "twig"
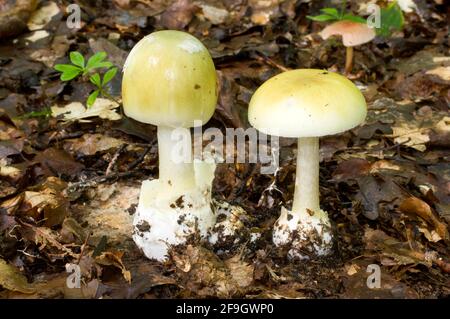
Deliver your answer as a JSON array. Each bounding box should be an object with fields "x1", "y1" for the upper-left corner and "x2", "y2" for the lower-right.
[
  {"x1": 48, "y1": 131, "x2": 84, "y2": 143},
  {"x1": 105, "y1": 144, "x2": 127, "y2": 175},
  {"x1": 65, "y1": 171, "x2": 138, "y2": 195},
  {"x1": 127, "y1": 145, "x2": 152, "y2": 170},
  {"x1": 252, "y1": 52, "x2": 290, "y2": 72},
  {"x1": 77, "y1": 232, "x2": 91, "y2": 264}
]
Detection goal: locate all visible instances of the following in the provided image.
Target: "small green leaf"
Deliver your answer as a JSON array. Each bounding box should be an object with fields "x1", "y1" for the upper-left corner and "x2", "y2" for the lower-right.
[
  {"x1": 55, "y1": 64, "x2": 82, "y2": 81},
  {"x1": 90, "y1": 73, "x2": 101, "y2": 87},
  {"x1": 18, "y1": 107, "x2": 52, "y2": 119},
  {"x1": 341, "y1": 14, "x2": 367, "y2": 24},
  {"x1": 69, "y1": 51, "x2": 85, "y2": 68},
  {"x1": 61, "y1": 70, "x2": 81, "y2": 81},
  {"x1": 377, "y1": 2, "x2": 404, "y2": 37},
  {"x1": 86, "y1": 52, "x2": 107, "y2": 70},
  {"x1": 102, "y1": 67, "x2": 118, "y2": 86},
  {"x1": 94, "y1": 61, "x2": 113, "y2": 69},
  {"x1": 320, "y1": 8, "x2": 340, "y2": 18},
  {"x1": 87, "y1": 90, "x2": 99, "y2": 107},
  {"x1": 54, "y1": 64, "x2": 81, "y2": 73},
  {"x1": 307, "y1": 14, "x2": 337, "y2": 22}
]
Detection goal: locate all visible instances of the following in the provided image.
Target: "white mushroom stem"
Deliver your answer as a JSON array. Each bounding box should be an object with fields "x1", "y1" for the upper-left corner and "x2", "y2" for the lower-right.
[
  {"x1": 157, "y1": 126, "x2": 195, "y2": 195},
  {"x1": 292, "y1": 137, "x2": 321, "y2": 216}
]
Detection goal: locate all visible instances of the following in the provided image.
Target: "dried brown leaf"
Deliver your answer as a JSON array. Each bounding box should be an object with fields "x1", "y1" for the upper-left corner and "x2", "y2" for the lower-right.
[
  {"x1": 399, "y1": 197, "x2": 449, "y2": 241},
  {"x1": 0, "y1": 258, "x2": 35, "y2": 294},
  {"x1": 95, "y1": 251, "x2": 131, "y2": 284}
]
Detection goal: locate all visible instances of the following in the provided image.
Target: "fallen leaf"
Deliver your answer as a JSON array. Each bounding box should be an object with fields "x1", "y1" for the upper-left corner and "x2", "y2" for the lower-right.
[
  {"x1": 160, "y1": 0, "x2": 197, "y2": 29},
  {"x1": 172, "y1": 245, "x2": 241, "y2": 298},
  {"x1": 198, "y1": 4, "x2": 229, "y2": 25},
  {"x1": 0, "y1": 258, "x2": 35, "y2": 294},
  {"x1": 364, "y1": 228, "x2": 427, "y2": 266},
  {"x1": 399, "y1": 197, "x2": 449, "y2": 241},
  {"x1": 27, "y1": 1, "x2": 61, "y2": 31},
  {"x1": 0, "y1": 139, "x2": 24, "y2": 159},
  {"x1": 64, "y1": 133, "x2": 126, "y2": 156},
  {"x1": 391, "y1": 125, "x2": 430, "y2": 152},
  {"x1": 34, "y1": 148, "x2": 84, "y2": 177},
  {"x1": 95, "y1": 251, "x2": 131, "y2": 284},
  {"x1": 51, "y1": 98, "x2": 121, "y2": 122},
  {"x1": 340, "y1": 259, "x2": 418, "y2": 299},
  {"x1": 20, "y1": 222, "x2": 78, "y2": 259},
  {"x1": 332, "y1": 158, "x2": 371, "y2": 182},
  {"x1": 356, "y1": 175, "x2": 407, "y2": 220},
  {"x1": 426, "y1": 66, "x2": 450, "y2": 83},
  {"x1": 225, "y1": 254, "x2": 254, "y2": 288}
]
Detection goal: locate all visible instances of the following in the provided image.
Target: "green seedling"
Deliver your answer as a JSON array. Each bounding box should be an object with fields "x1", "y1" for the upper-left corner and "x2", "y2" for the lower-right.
[
  {"x1": 17, "y1": 107, "x2": 53, "y2": 119},
  {"x1": 307, "y1": 6, "x2": 366, "y2": 23},
  {"x1": 307, "y1": 0, "x2": 366, "y2": 24},
  {"x1": 54, "y1": 51, "x2": 118, "y2": 107},
  {"x1": 308, "y1": 1, "x2": 404, "y2": 37}
]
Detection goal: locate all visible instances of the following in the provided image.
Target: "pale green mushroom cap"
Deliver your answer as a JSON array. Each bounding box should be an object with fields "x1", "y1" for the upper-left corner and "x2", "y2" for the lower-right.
[
  {"x1": 248, "y1": 69, "x2": 367, "y2": 137},
  {"x1": 122, "y1": 30, "x2": 218, "y2": 128}
]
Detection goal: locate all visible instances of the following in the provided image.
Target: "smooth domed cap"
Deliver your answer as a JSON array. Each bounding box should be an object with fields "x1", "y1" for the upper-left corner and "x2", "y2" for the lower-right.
[
  {"x1": 320, "y1": 20, "x2": 375, "y2": 47},
  {"x1": 248, "y1": 69, "x2": 367, "y2": 137},
  {"x1": 122, "y1": 30, "x2": 218, "y2": 128}
]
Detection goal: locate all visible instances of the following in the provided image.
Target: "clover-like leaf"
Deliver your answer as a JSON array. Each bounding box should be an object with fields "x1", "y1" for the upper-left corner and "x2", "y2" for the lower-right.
[
  {"x1": 86, "y1": 52, "x2": 108, "y2": 70},
  {"x1": 307, "y1": 14, "x2": 338, "y2": 22},
  {"x1": 102, "y1": 67, "x2": 118, "y2": 86},
  {"x1": 69, "y1": 51, "x2": 85, "y2": 68},
  {"x1": 87, "y1": 90, "x2": 99, "y2": 108},
  {"x1": 90, "y1": 73, "x2": 102, "y2": 88},
  {"x1": 320, "y1": 8, "x2": 340, "y2": 18},
  {"x1": 55, "y1": 64, "x2": 82, "y2": 81},
  {"x1": 341, "y1": 14, "x2": 367, "y2": 24}
]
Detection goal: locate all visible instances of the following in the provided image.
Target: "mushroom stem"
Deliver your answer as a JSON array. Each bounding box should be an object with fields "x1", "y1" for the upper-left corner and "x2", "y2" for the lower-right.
[
  {"x1": 345, "y1": 46, "x2": 354, "y2": 74},
  {"x1": 157, "y1": 126, "x2": 195, "y2": 194},
  {"x1": 292, "y1": 137, "x2": 320, "y2": 215}
]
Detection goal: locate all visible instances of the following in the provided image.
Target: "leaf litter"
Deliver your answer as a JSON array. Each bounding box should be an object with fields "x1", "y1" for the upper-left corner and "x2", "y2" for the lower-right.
[{"x1": 0, "y1": 0, "x2": 449, "y2": 299}]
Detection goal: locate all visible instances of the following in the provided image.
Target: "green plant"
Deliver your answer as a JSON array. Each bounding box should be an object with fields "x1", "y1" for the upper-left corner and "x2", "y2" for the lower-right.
[
  {"x1": 378, "y1": 1, "x2": 404, "y2": 37},
  {"x1": 54, "y1": 51, "x2": 118, "y2": 107},
  {"x1": 307, "y1": 1, "x2": 404, "y2": 37},
  {"x1": 307, "y1": 0, "x2": 366, "y2": 23},
  {"x1": 17, "y1": 107, "x2": 53, "y2": 119}
]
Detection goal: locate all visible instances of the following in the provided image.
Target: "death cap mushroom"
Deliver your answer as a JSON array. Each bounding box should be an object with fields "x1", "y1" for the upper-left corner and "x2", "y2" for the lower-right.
[
  {"x1": 122, "y1": 30, "x2": 218, "y2": 128},
  {"x1": 249, "y1": 69, "x2": 367, "y2": 257},
  {"x1": 248, "y1": 69, "x2": 367, "y2": 137}
]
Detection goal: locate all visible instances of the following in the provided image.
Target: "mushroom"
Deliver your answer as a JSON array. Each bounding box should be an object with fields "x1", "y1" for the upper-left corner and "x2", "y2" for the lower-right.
[
  {"x1": 320, "y1": 20, "x2": 375, "y2": 74},
  {"x1": 122, "y1": 30, "x2": 218, "y2": 261},
  {"x1": 248, "y1": 69, "x2": 367, "y2": 258}
]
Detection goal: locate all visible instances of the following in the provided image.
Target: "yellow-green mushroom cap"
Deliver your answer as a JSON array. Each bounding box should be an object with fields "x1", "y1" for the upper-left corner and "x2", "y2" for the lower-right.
[
  {"x1": 248, "y1": 69, "x2": 367, "y2": 137},
  {"x1": 122, "y1": 30, "x2": 218, "y2": 128}
]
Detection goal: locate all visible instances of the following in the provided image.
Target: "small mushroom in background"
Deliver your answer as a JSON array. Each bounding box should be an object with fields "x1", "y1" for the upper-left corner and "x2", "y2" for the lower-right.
[
  {"x1": 122, "y1": 30, "x2": 218, "y2": 261},
  {"x1": 248, "y1": 69, "x2": 367, "y2": 259},
  {"x1": 320, "y1": 20, "x2": 376, "y2": 74}
]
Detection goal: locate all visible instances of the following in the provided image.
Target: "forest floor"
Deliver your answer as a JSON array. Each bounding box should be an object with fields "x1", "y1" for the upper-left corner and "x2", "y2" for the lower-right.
[{"x1": 0, "y1": 0, "x2": 449, "y2": 298}]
